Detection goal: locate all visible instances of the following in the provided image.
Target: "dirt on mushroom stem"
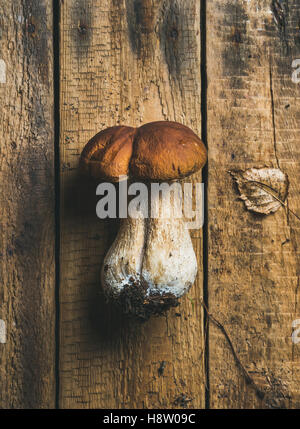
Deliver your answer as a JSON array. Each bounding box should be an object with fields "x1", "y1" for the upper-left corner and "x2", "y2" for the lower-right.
[{"x1": 113, "y1": 276, "x2": 180, "y2": 322}]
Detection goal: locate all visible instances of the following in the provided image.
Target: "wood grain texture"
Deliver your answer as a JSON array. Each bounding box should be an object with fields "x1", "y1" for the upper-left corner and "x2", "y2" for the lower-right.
[
  {"x1": 0, "y1": 1, "x2": 55, "y2": 408},
  {"x1": 207, "y1": 0, "x2": 300, "y2": 408},
  {"x1": 59, "y1": 0, "x2": 205, "y2": 409}
]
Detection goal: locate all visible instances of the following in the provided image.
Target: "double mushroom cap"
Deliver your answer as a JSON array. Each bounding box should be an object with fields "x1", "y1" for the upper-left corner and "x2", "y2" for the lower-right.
[{"x1": 80, "y1": 121, "x2": 207, "y2": 182}]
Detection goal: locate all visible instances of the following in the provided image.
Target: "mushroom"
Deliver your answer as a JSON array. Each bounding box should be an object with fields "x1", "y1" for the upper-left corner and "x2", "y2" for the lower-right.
[{"x1": 80, "y1": 121, "x2": 207, "y2": 320}]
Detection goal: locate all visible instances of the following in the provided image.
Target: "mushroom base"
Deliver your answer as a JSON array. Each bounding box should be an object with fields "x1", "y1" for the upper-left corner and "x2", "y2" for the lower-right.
[{"x1": 111, "y1": 277, "x2": 180, "y2": 321}]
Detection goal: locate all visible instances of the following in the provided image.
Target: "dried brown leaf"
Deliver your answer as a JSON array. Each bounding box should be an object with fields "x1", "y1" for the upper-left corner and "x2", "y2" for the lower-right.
[{"x1": 229, "y1": 167, "x2": 289, "y2": 215}]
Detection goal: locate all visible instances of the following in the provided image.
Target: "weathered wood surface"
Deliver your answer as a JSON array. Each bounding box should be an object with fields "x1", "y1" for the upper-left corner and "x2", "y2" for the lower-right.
[
  {"x1": 0, "y1": 1, "x2": 55, "y2": 408},
  {"x1": 207, "y1": 0, "x2": 300, "y2": 408},
  {"x1": 59, "y1": 0, "x2": 205, "y2": 408},
  {"x1": 1, "y1": 0, "x2": 300, "y2": 410}
]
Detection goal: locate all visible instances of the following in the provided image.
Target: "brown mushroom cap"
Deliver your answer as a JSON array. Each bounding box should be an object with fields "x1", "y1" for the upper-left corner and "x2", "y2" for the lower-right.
[
  {"x1": 79, "y1": 126, "x2": 136, "y2": 181},
  {"x1": 79, "y1": 121, "x2": 207, "y2": 182},
  {"x1": 130, "y1": 121, "x2": 207, "y2": 180}
]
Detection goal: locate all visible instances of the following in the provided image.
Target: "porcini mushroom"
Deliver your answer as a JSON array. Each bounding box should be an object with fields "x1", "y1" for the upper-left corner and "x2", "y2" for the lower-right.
[{"x1": 80, "y1": 121, "x2": 207, "y2": 320}]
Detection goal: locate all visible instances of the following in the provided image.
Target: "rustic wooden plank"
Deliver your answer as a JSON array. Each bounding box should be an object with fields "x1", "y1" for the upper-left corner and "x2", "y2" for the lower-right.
[
  {"x1": 207, "y1": 0, "x2": 300, "y2": 408},
  {"x1": 0, "y1": 1, "x2": 55, "y2": 408},
  {"x1": 59, "y1": 0, "x2": 205, "y2": 408}
]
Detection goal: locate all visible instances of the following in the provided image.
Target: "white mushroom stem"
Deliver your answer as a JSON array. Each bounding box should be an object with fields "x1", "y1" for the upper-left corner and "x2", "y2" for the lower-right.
[{"x1": 101, "y1": 182, "x2": 198, "y2": 310}]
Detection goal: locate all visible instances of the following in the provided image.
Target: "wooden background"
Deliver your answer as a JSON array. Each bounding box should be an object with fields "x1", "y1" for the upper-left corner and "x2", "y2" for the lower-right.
[{"x1": 0, "y1": 0, "x2": 300, "y2": 409}]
